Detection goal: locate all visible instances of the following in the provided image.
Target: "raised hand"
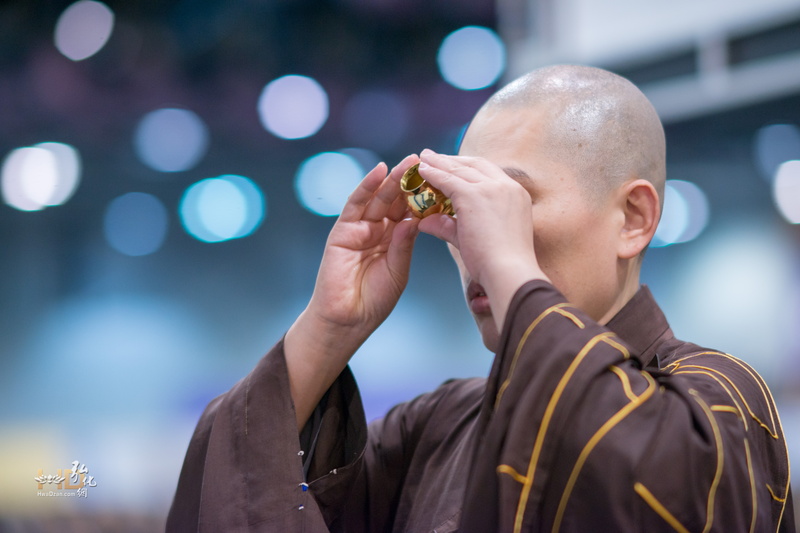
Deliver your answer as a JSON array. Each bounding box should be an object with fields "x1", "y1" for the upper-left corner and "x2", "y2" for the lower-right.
[
  {"x1": 416, "y1": 149, "x2": 548, "y2": 330},
  {"x1": 285, "y1": 155, "x2": 420, "y2": 429},
  {"x1": 309, "y1": 155, "x2": 420, "y2": 334}
]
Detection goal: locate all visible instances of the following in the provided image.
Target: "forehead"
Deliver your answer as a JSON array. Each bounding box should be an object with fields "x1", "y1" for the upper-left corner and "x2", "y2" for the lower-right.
[
  {"x1": 458, "y1": 106, "x2": 547, "y2": 157},
  {"x1": 459, "y1": 106, "x2": 578, "y2": 195}
]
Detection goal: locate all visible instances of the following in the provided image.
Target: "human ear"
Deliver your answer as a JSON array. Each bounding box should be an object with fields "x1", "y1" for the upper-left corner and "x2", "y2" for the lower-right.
[{"x1": 618, "y1": 179, "x2": 660, "y2": 259}]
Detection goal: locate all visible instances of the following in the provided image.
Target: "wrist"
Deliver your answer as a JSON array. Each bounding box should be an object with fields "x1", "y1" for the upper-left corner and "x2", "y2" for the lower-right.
[
  {"x1": 286, "y1": 308, "x2": 367, "y2": 369},
  {"x1": 482, "y1": 257, "x2": 549, "y2": 330}
]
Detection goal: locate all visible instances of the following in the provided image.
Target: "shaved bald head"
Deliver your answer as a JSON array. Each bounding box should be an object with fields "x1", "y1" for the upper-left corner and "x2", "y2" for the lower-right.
[
  {"x1": 453, "y1": 65, "x2": 667, "y2": 341},
  {"x1": 476, "y1": 65, "x2": 666, "y2": 205}
]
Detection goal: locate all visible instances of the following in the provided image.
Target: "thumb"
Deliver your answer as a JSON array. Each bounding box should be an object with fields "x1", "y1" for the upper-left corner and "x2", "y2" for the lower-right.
[
  {"x1": 386, "y1": 217, "x2": 420, "y2": 275},
  {"x1": 418, "y1": 213, "x2": 457, "y2": 247}
]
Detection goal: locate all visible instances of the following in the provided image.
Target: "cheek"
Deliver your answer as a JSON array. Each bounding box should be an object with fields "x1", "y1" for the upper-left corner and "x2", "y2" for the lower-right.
[
  {"x1": 532, "y1": 233, "x2": 566, "y2": 295},
  {"x1": 532, "y1": 216, "x2": 592, "y2": 294},
  {"x1": 532, "y1": 216, "x2": 573, "y2": 272}
]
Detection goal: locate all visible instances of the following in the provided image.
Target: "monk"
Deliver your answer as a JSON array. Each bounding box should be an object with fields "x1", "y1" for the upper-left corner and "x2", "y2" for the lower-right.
[{"x1": 167, "y1": 65, "x2": 794, "y2": 532}]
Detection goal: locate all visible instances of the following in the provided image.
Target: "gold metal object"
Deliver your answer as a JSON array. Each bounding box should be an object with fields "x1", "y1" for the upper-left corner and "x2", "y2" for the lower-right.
[{"x1": 400, "y1": 163, "x2": 454, "y2": 218}]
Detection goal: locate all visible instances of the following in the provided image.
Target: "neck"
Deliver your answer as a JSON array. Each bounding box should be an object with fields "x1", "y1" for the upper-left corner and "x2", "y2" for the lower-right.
[{"x1": 598, "y1": 261, "x2": 641, "y2": 325}]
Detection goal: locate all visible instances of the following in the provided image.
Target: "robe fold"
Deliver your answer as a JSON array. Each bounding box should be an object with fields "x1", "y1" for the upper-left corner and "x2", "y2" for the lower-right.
[{"x1": 168, "y1": 281, "x2": 794, "y2": 532}]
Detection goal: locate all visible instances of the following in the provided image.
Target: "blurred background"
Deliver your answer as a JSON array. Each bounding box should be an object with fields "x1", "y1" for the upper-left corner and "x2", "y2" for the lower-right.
[{"x1": 0, "y1": 0, "x2": 798, "y2": 529}]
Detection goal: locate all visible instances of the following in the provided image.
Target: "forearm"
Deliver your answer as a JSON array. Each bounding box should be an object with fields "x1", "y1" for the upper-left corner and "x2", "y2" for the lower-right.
[
  {"x1": 483, "y1": 257, "x2": 549, "y2": 332},
  {"x1": 285, "y1": 308, "x2": 370, "y2": 431}
]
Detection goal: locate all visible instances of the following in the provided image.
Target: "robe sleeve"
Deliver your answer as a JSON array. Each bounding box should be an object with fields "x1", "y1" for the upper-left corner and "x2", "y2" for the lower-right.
[
  {"x1": 166, "y1": 336, "x2": 454, "y2": 532},
  {"x1": 166, "y1": 338, "x2": 368, "y2": 532},
  {"x1": 460, "y1": 281, "x2": 794, "y2": 533}
]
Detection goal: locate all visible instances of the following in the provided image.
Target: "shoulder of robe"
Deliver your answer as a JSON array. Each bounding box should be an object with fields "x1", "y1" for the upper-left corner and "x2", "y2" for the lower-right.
[
  {"x1": 654, "y1": 343, "x2": 792, "y2": 525},
  {"x1": 433, "y1": 377, "x2": 486, "y2": 411},
  {"x1": 379, "y1": 377, "x2": 486, "y2": 438},
  {"x1": 658, "y1": 343, "x2": 786, "y2": 445}
]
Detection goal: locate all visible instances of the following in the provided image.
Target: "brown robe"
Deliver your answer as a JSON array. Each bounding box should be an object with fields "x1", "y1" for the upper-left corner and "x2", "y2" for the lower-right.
[{"x1": 167, "y1": 281, "x2": 795, "y2": 532}]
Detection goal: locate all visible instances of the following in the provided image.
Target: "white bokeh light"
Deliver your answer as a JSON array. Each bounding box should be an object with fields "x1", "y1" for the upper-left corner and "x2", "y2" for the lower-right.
[
  {"x1": 17, "y1": 148, "x2": 57, "y2": 208},
  {"x1": 223, "y1": 174, "x2": 266, "y2": 238},
  {"x1": 258, "y1": 75, "x2": 329, "y2": 140},
  {"x1": 54, "y1": 1, "x2": 115, "y2": 61},
  {"x1": 36, "y1": 142, "x2": 81, "y2": 205},
  {"x1": 652, "y1": 183, "x2": 689, "y2": 246},
  {"x1": 104, "y1": 192, "x2": 169, "y2": 256},
  {"x1": 651, "y1": 179, "x2": 710, "y2": 247},
  {"x1": 437, "y1": 26, "x2": 506, "y2": 91},
  {"x1": 2, "y1": 147, "x2": 55, "y2": 211},
  {"x1": 295, "y1": 152, "x2": 364, "y2": 217},
  {"x1": 668, "y1": 180, "x2": 709, "y2": 243},
  {"x1": 180, "y1": 175, "x2": 265, "y2": 242},
  {"x1": 773, "y1": 160, "x2": 800, "y2": 224},
  {"x1": 134, "y1": 108, "x2": 209, "y2": 173},
  {"x1": 1, "y1": 143, "x2": 82, "y2": 211}
]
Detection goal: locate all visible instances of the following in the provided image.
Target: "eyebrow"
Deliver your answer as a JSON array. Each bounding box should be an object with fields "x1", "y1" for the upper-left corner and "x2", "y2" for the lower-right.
[{"x1": 502, "y1": 167, "x2": 534, "y2": 185}]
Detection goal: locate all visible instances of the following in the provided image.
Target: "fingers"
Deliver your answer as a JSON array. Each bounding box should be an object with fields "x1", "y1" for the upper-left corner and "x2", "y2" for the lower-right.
[
  {"x1": 386, "y1": 217, "x2": 420, "y2": 278},
  {"x1": 340, "y1": 155, "x2": 419, "y2": 223},
  {"x1": 386, "y1": 192, "x2": 410, "y2": 222},
  {"x1": 340, "y1": 162, "x2": 389, "y2": 222},
  {"x1": 420, "y1": 149, "x2": 479, "y2": 177},
  {"x1": 417, "y1": 151, "x2": 470, "y2": 199},
  {"x1": 362, "y1": 154, "x2": 419, "y2": 221},
  {"x1": 418, "y1": 149, "x2": 511, "y2": 197},
  {"x1": 361, "y1": 174, "x2": 403, "y2": 222},
  {"x1": 390, "y1": 154, "x2": 422, "y2": 183}
]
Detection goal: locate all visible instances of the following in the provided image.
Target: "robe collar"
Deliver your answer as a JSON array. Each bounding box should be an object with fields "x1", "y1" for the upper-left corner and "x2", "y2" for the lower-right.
[{"x1": 604, "y1": 285, "x2": 673, "y2": 370}]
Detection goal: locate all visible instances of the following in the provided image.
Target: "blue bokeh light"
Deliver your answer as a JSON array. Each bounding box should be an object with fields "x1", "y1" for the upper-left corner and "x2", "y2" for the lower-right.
[
  {"x1": 103, "y1": 192, "x2": 169, "y2": 256},
  {"x1": 294, "y1": 152, "x2": 364, "y2": 217},
  {"x1": 753, "y1": 123, "x2": 800, "y2": 182},
  {"x1": 134, "y1": 108, "x2": 209, "y2": 173},
  {"x1": 437, "y1": 26, "x2": 506, "y2": 91},
  {"x1": 180, "y1": 175, "x2": 265, "y2": 242}
]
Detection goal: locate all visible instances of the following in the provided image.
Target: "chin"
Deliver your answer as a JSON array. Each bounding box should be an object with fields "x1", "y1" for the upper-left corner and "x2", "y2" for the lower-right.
[
  {"x1": 476, "y1": 317, "x2": 500, "y2": 353},
  {"x1": 482, "y1": 336, "x2": 499, "y2": 353}
]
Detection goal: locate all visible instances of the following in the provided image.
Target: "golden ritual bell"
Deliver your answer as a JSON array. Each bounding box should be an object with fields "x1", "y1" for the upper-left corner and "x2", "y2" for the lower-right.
[{"x1": 400, "y1": 163, "x2": 454, "y2": 218}]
